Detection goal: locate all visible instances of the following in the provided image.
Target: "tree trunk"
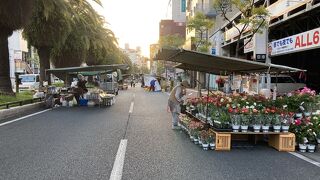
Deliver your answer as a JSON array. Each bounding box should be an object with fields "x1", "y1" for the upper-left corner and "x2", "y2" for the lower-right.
[
  {"x1": 38, "y1": 47, "x2": 51, "y2": 87},
  {"x1": 0, "y1": 31, "x2": 14, "y2": 95}
]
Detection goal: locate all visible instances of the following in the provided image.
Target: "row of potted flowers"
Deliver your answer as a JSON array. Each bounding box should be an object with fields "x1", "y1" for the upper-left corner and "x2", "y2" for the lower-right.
[
  {"x1": 179, "y1": 114, "x2": 215, "y2": 150},
  {"x1": 185, "y1": 87, "x2": 320, "y2": 152}
]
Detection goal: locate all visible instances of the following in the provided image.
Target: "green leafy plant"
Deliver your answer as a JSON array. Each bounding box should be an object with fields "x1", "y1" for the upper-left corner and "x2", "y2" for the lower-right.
[
  {"x1": 271, "y1": 115, "x2": 281, "y2": 126},
  {"x1": 240, "y1": 115, "x2": 250, "y2": 126}
]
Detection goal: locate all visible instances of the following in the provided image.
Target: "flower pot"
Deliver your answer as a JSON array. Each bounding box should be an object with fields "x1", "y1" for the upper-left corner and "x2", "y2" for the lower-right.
[
  {"x1": 295, "y1": 113, "x2": 303, "y2": 118},
  {"x1": 190, "y1": 136, "x2": 194, "y2": 141},
  {"x1": 202, "y1": 143, "x2": 209, "y2": 150},
  {"x1": 199, "y1": 140, "x2": 203, "y2": 147},
  {"x1": 307, "y1": 144, "x2": 316, "y2": 153},
  {"x1": 209, "y1": 143, "x2": 215, "y2": 150},
  {"x1": 232, "y1": 125, "x2": 240, "y2": 132},
  {"x1": 281, "y1": 125, "x2": 290, "y2": 133},
  {"x1": 253, "y1": 125, "x2": 261, "y2": 132},
  {"x1": 194, "y1": 138, "x2": 199, "y2": 145},
  {"x1": 241, "y1": 125, "x2": 248, "y2": 132},
  {"x1": 262, "y1": 125, "x2": 270, "y2": 133},
  {"x1": 273, "y1": 125, "x2": 281, "y2": 133},
  {"x1": 299, "y1": 144, "x2": 307, "y2": 153},
  {"x1": 304, "y1": 112, "x2": 311, "y2": 117}
]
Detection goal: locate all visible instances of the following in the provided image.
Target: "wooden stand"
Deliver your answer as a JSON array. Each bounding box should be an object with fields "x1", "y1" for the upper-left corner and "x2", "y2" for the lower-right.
[{"x1": 210, "y1": 129, "x2": 295, "y2": 152}]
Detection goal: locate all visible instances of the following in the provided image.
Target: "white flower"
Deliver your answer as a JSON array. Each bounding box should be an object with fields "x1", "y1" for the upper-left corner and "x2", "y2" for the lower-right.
[
  {"x1": 283, "y1": 105, "x2": 288, "y2": 108},
  {"x1": 253, "y1": 102, "x2": 257, "y2": 106},
  {"x1": 250, "y1": 105, "x2": 254, "y2": 109},
  {"x1": 246, "y1": 106, "x2": 249, "y2": 109},
  {"x1": 246, "y1": 102, "x2": 249, "y2": 104},
  {"x1": 220, "y1": 98, "x2": 224, "y2": 102},
  {"x1": 237, "y1": 104, "x2": 240, "y2": 107}
]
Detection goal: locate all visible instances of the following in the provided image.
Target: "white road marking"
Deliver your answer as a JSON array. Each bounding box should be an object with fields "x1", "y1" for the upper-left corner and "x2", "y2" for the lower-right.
[
  {"x1": 109, "y1": 139, "x2": 128, "y2": 180},
  {"x1": 0, "y1": 109, "x2": 52, "y2": 127},
  {"x1": 129, "y1": 102, "x2": 134, "y2": 114},
  {"x1": 289, "y1": 152, "x2": 320, "y2": 167}
]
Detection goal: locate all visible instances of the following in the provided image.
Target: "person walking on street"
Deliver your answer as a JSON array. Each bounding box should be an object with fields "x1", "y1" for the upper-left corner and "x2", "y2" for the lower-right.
[
  {"x1": 168, "y1": 80, "x2": 189, "y2": 130},
  {"x1": 130, "y1": 79, "x2": 134, "y2": 87}
]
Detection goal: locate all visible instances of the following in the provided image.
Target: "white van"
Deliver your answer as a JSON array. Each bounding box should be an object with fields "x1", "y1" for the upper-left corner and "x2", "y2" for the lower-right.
[
  {"x1": 261, "y1": 75, "x2": 305, "y2": 94},
  {"x1": 19, "y1": 74, "x2": 40, "y2": 91}
]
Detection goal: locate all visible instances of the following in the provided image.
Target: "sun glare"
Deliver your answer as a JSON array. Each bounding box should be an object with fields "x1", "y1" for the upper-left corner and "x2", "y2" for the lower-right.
[{"x1": 94, "y1": 0, "x2": 170, "y2": 57}]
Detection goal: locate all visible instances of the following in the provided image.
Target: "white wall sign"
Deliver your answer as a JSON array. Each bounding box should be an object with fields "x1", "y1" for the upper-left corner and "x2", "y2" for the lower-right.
[
  {"x1": 269, "y1": 27, "x2": 320, "y2": 56},
  {"x1": 244, "y1": 38, "x2": 254, "y2": 53}
]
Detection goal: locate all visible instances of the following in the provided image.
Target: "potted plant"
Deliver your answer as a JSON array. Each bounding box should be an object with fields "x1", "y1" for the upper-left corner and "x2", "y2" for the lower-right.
[
  {"x1": 262, "y1": 115, "x2": 271, "y2": 133},
  {"x1": 272, "y1": 115, "x2": 281, "y2": 133},
  {"x1": 200, "y1": 130, "x2": 210, "y2": 150},
  {"x1": 193, "y1": 130, "x2": 200, "y2": 145},
  {"x1": 280, "y1": 114, "x2": 293, "y2": 133},
  {"x1": 240, "y1": 114, "x2": 250, "y2": 132},
  {"x1": 208, "y1": 131, "x2": 215, "y2": 150},
  {"x1": 231, "y1": 114, "x2": 241, "y2": 132},
  {"x1": 252, "y1": 115, "x2": 262, "y2": 132}
]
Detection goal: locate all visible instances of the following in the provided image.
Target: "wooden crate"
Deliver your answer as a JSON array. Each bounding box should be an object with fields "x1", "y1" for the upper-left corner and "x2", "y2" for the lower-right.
[
  {"x1": 268, "y1": 133, "x2": 295, "y2": 152},
  {"x1": 215, "y1": 132, "x2": 231, "y2": 151}
]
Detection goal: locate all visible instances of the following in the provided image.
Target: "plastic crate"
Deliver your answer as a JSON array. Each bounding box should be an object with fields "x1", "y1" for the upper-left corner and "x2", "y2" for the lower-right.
[{"x1": 79, "y1": 99, "x2": 88, "y2": 106}]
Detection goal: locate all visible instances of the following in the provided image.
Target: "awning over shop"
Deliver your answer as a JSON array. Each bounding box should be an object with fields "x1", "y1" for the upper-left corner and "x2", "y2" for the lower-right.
[
  {"x1": 46, "y1": 64, "x2": 129, "y2": 81},
  {"x1": 154, "y1": 48, "x2": 305, "y2": 74},
  {"x1": 46, "y1": 64, "x2": 129, "y2": 73}
]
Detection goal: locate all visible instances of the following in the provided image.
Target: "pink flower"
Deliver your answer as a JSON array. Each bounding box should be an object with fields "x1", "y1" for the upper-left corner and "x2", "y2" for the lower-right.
[{"x1": 295, "y1": 119, "x2": 302, "y2": 126}]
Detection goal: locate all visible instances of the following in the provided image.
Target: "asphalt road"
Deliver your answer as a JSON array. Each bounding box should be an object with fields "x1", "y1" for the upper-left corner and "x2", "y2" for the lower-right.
[{"x1": 0, "y1": 87, "x2": 319, "y2": 180}]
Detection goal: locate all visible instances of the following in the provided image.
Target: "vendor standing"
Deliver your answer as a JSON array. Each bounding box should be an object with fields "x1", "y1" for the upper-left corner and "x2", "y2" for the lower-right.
[
  {"x1": 168, "y1": 80, "x2": 189, "y2": 129},
  {"x1": 74, "y1": 74, "x2": 88, "y2": 105}
]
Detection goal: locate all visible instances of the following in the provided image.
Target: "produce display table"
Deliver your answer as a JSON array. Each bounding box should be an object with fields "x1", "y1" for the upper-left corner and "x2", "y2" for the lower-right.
[{"x1": 209, "y1": 129, "x2": 295, "y2": 152}]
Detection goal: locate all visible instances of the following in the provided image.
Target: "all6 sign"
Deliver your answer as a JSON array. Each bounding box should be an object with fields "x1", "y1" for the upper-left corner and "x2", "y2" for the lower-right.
[{"x1": 269, "y1": 27, "x2": 320, "y2": 56}]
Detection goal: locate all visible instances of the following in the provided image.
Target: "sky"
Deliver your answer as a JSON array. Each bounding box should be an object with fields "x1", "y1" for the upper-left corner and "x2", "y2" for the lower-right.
[{"x1": 93, "y1": 0, "x2": 171, "y2": 57}]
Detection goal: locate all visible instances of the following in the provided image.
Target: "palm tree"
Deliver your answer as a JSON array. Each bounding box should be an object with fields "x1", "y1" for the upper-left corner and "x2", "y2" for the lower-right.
[
  {"x1": 0, "y1": 0, "x2": 34, "y2": 94},
  {"x1": 24, "y1": 0, "x2": 102, "y2": 85},
  {"x1": 52, "y1": 1, "x2": 118, "y2": 68},
  {"x1": 23, "y1": 0, "x2": 72, "y2": 86}
]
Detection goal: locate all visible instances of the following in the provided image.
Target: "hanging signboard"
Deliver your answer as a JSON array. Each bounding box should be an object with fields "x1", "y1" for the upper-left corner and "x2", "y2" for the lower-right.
[
  {"x1": 269, "y1": 27, "x2": 320, "y2": 56},
  {"x1": 244, "y1": 38, "x2": 254, "y2": 53}
]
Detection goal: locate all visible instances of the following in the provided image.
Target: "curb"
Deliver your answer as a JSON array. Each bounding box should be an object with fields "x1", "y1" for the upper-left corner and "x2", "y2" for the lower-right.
[{"x1": 0, "y1": 102, "x2": 44, "y2": 120}]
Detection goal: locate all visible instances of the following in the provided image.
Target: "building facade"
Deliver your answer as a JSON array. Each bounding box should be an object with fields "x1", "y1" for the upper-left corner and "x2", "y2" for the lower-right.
[
  {"x1": 173, "y1": 0, "x2": 187, "y2": 22},
  {"x1": 8, "y1": 30, "x2": 39, "y2": 87},
  {"x1": 122, "y1": 44, "x2": 142, "y2": 67},
  {"x1": 212, "y1": 0, "x2": 320, "y2": 91}
]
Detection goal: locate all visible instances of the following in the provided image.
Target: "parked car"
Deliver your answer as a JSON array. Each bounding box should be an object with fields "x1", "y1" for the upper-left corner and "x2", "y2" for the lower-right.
[
  {"x1": 268, "y1": 75, "x2": 305, "y2": 94},
  {"x1": 18, "y1": 74, "x2": 40, "y2": 92}
]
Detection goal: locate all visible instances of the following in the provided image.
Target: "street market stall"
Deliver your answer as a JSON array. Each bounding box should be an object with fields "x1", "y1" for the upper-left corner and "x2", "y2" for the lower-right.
[
  {"x1": 45, "y1": 64, "x2": 128, "y2": 108},
  {"x1": 155, "y1": 48, "x2": 320, "y2": 152}
]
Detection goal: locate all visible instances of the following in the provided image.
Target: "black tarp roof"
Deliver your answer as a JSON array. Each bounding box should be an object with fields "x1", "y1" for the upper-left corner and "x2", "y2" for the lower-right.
[{"x1": 154, "y1": 48, "x2": 305, "y2": 74}]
